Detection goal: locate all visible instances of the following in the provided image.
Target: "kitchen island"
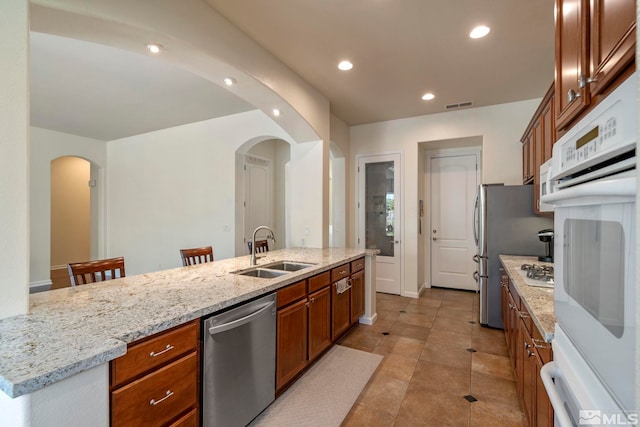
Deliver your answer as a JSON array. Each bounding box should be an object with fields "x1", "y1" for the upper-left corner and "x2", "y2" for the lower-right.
[{"x1": 0, "y1": 248, "x2": 376, "y2": 427}]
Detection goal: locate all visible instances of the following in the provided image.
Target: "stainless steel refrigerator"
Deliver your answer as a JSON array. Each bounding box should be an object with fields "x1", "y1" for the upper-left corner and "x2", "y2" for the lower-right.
[{"x1": 473, "y1": 184, "x2": 553, "y2": 328}]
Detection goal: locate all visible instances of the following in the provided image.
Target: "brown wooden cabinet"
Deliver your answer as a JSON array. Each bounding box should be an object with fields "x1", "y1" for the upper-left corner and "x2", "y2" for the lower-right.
[
  {"x1": 555, "y1": 0, "x2": 636, "y2": 132},
  {"x1": 308, "y1": 286, "x2": 332, "y2": 361},
  {"x1": 331, "y1": 263, "x2": 352, "y2": 340},
  {"x1": 501, "y1": 271, "x2": 554, "y2": 427},
  {"x1": 110, "y1": 320, "x2": 200, "y2": 427},
  {"x1": 521, "y1": 84, "x2": 555, "y2": 214},
  {"x1": 275, "y1": 259, "x2": 365, "y2": 393},
  {"x1": 276, "y1": 297, "x2": 308, "y2": 391},
  {"x1": 275, "y1": 273, "x2": 332, "y2": 393}
]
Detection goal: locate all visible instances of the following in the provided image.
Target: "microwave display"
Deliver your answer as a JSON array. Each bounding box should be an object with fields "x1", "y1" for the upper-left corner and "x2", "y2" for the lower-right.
[{"x1": 576, "y1": 126, "x2": 599, "y2": 149}]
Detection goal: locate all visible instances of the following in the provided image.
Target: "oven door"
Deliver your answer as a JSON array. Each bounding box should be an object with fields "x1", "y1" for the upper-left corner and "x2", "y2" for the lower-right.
[{"x1": 544, "y1": 171, "x2": 636, "y2": 417}]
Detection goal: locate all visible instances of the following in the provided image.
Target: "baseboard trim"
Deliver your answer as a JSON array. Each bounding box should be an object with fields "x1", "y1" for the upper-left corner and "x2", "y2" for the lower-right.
[
  {"x1": 30, "y1": 280, "x2": 53, "y2": 293},
  {"x1": 401, "y1": 291, "x2": 419, "y2": 299},
  {"x1": 359, "y1": 313, "x2": 378, "y2": 325}
]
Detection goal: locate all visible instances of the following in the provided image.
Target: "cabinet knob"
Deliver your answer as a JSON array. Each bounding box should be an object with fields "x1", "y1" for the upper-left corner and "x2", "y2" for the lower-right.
[
  {"x1": 578, "y1": 74, "x2": 598, "y2": 89},
  {"x1": 567, "y1": 89, "x2": 581, "y2": 103}
]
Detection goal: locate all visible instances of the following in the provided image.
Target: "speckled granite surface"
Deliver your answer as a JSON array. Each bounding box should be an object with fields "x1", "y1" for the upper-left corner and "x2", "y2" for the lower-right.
[
  {"x1": 0, "y1": 248, "x2": 372, "y2": 398},
  {"x1": 499, "y1": 255, "x2": 556, "y2": 342}
]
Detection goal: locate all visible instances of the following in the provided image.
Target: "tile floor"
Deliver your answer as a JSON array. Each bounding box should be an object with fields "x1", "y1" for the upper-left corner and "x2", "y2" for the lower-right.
[{"x1": 339, "y1": 287, "x2": 527, "y2": 427}]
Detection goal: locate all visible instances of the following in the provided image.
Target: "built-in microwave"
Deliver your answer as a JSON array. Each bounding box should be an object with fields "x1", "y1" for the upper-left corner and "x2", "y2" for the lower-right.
[{"x1": 540, "y1": 72, "x2": 636, "y2": 426}]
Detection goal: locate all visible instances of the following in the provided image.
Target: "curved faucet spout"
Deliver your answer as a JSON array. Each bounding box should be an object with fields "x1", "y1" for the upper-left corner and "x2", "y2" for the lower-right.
[{"x1": 250, "y1": 226, "x2": 276, "y2": 266}]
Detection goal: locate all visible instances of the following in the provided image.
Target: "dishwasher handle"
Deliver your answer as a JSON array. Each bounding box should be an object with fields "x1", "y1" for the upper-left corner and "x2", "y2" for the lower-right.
[{"x1": 208, "y1": 300, "x2": 275, "y2": 336}]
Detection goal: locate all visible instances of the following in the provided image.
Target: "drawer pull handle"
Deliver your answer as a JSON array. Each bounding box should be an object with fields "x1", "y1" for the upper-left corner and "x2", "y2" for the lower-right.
[
  {"x1": 149, "y1": 344, "x2": 174, "y2": 358},
  {"x1": 532, "y1": 338, "x2": 551, "y2": 349},
  {"x1": 340, "y1": 270, "x2": 347, "y2": 275},
  {"x1": 150, "y1": 390, "x2": 174, "y2": 406}
]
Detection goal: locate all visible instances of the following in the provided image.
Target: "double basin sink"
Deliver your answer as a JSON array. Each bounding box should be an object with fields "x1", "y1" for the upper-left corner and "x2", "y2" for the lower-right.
[{"x1": 233, "y1": 261, "x2": 316, "y2": 278}]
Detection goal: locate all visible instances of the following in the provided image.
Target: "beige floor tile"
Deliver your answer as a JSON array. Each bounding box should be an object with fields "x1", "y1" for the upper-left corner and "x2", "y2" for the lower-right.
[
  {"x1": 342, "y1": 402, "x2": 396, "y2": 427},
  {"x1": 388, "y1": 323, "x2": 431, "y2": 342},
  {"x1": 420, "y1": 342, "x2": 472, "y2": 370},
  {"x1": 397, "y1": 381, "x2": 470, "y2": 426},
  {"x1": 375, "y1": 335, "x2": 425, "y2": 359},
  {"x1": 411, "y1": 359, "x2": 471, "y2": 395},
  {"x1": 471, "y1": 331, "x2": 509, "y2": 357},
  {"x1": 472, "y1": 352, "x2": 514, "y2": 380},
  {"x1": 470, "y1": 371, "x2": 521, "y2": 409},
  {"x1": 398, "y1": 312, "x2": 434, "y2": 328},
  {"x1": 375, "y1": 354, "x2": 419, "y2": 382},
  {"x1": 408, "y1": 297, "x2": 442, "y2": 308},
  {"x1": 402, "y1": 304, "x2": 439, "y2": 318},
  {"x1": 426, "y1": 328, "x2": 472, "y2": 349},
  {"x1": 341, "y1": 288, "x2": 524, "y2": 427},
  {"x1": 432, "y1": 316, "x2": 474, "y2": 335},
  {"x1": 357, "y1": 375, "x2": 409, "y2": 415},
  {"x1": 470, "y1": 400, "x2": 527, "y2": 427}
]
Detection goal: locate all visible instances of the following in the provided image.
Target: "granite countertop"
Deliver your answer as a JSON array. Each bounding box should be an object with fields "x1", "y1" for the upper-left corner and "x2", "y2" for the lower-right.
[
  {"x1": 499, "y1": 255, "x2": 555, "y2": 342},
  {"x1": 0, "y1": 248, "x2": 372, "y2": 398}
]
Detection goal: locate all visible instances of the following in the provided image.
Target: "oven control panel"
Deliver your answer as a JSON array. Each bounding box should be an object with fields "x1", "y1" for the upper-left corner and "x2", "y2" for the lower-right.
[{"x1": 553, "y1": 73, "x2": 636, "y2": 179}]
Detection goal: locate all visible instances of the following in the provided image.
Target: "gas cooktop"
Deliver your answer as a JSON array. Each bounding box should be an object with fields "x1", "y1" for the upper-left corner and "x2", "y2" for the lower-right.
[{"x1": 518, "y1": 263, "x2": 554, "y2": 288}]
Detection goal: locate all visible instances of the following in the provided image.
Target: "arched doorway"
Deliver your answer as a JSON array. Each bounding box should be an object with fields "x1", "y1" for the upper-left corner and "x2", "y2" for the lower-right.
[
  {"x1": 49, "y1": 155, "x2": 99, "y2": 289},
  {"x1": 235, "y1": 138, "x2": 291, "y2": 255}
]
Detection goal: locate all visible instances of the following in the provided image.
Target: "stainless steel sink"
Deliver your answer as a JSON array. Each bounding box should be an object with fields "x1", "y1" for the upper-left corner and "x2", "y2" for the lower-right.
[
  {"x1": 263, "y1": 261, "x2": 316, "y2": 272},
  {"x1": 235, "y1": 268, "x2": 289, "y2": 278}
]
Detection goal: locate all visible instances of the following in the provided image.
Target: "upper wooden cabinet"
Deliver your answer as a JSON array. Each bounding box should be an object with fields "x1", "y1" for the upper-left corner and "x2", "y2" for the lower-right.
[
  {"x1": 521, "y1": 83, "x2": 554, "y2": 214},
  {"x1": 555, "y1": 0, "x2": 636, "y2": 132}
]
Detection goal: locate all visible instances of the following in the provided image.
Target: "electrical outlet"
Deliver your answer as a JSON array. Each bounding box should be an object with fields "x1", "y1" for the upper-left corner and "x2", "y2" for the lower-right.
[
  {"x1": 300, "y1": 238, "x2": 305, "y2": 247},
  {"x1": 223, "y1": 225, "x2": 231, "y2": 232},
  {"x1": 304, "y1": 226, "x2": 310, "y2": 235}
]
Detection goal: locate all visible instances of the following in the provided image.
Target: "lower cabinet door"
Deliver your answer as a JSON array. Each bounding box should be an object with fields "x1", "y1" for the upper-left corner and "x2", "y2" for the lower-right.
[
  {"x1": 168, "y1": 408, "x2": 198, "y2": 427},
  {"x1": 111, "y1": 352, "x2": 198, "y2": 427},
  {"x1": 332, "y1": 282, "x2": 351, "y2": 340},
  {"x1": 350, "y1": 270, "x2": 364, "y2": 324},
  {"x1": 276, "y1": 299, "x2": 308, "y2": 391},
  {"x1": 536, "y1": 356, "x2": 553, "y2": 427},
  {"x1": 308, "y1": 286, "x2": 331, "y2": 361}
]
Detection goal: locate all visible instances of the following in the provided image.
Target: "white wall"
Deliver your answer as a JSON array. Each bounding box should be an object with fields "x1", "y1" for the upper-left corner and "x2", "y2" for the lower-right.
[
  {"x1": 350, "y1": 99, "x2": 541, "y2": 297},
  {"x1": 30, "y1": 127, "x2": 107, "y2": 287},
  {"x1": 0, "y1": 0, "x2": 29, "y2": 318},
  {"x1": 106, "y1": 111, "x2": 296, "y2": 275}
]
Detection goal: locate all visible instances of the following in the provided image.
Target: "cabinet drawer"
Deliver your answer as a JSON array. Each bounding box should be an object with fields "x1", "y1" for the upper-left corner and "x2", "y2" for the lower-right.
[
  {"x1": 277, "y1": 280, "x2": 307, "y2": 308},
  {"x1": 350, "y1": 257, "x2": 365, "y2": 273},
  {"x1": 111, "y1": 352, "x2": 198, "y2": 427},
  {"x1": 330, "y1": 264, "x2": 351, "y2": 282},
  {"x1": 168, "y1": 408, "x2": 198, "y2": 427},
  {"x1": 308, "y1": 271, "x2": 330, "y2": 293},
  {"x1": 520, "y1": 303, "x2": 533, "y2": 335},
  {"x1": 112, "y1": 321, "x2": 198, "y2": 387}
]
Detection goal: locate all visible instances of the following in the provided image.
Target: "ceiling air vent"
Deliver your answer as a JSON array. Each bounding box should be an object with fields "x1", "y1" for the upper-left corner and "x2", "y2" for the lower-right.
[{"x1": 446, "y1": 101, "x2": 474, "y2": 110}]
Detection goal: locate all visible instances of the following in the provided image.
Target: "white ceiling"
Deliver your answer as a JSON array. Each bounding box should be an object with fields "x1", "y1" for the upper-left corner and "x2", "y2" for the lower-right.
[
  {"x1": 30, "y1": 0, "x2": 555, "y2": 140},
  {"x1": 30, "y1": 32, "x2": 255, "y2": 141},
  {"x1": 205, "y1": 0, "x2": 556, "y2": 125}
]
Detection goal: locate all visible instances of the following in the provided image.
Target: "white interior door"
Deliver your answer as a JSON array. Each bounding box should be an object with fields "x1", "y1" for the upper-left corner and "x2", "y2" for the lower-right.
[
  {"x1": 244, "y1": 155, "x2": 272, "y2": 252},
  {"x1": 358, "y1": 154, "x2": 401, "y2": 295},
  {"x1": 430, "y1": 152, "x2": 479, "y2": 290}
]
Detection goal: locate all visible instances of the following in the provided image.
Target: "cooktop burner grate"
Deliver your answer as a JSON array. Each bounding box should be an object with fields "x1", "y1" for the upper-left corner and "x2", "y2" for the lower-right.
[{"x1": 521, "y1": 264, "x2": 554, "y2": 284}]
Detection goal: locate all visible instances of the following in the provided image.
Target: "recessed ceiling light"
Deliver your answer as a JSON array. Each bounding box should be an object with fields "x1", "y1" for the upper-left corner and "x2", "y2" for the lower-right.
[
  {"x1": 145, "y1": 43, "x2": 163, "y2": 54},
  {"x1": 272, "y1": 108, "x2": 281, "y2": 117},
  {"x1": 338, "y1": 60, "x2": 353, "y2": 71},
  {"x1": 223, "y1": 77, "x2": 237, "y2": 86},
  {"x1": 469, "y1": 25, "x2": 490, "y2": 39},
  {"x1": 422, "y1": 93, "x2": 435, "y2": 101}
]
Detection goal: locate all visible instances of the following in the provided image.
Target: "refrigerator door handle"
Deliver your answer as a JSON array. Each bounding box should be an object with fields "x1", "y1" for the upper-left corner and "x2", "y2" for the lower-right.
[{"x1": 472, "y1": 191, "x2": 479, "y2": 246}]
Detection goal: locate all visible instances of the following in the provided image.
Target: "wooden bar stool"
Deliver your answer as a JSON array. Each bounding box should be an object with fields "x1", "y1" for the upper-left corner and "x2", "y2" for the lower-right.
[
  {"x1": 67, "y1": 257, "x2": 125, "y2": 286},
  {"x1": 247, "y1": 239, "x2": 269, "y2": 254},
  {"x1": 180, "y1": 246, "x2": 214, "y2": 266}
]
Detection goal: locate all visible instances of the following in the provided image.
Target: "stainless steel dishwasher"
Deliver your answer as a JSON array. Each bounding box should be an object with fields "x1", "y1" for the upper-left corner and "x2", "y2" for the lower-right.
[{"x1": 202, "y1": 292, "x2": 277, "y2": 427}]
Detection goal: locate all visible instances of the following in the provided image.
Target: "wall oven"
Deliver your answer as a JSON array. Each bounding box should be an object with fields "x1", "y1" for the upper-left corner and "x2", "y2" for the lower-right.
[{"x1": 541, "y1": 72, "x2": 636, "y2": 426}]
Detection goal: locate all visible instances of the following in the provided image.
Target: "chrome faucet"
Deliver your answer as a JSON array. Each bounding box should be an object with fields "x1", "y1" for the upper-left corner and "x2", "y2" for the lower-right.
[{"x1": 250, "y1": 226, "x2": 276, "y2": 266}]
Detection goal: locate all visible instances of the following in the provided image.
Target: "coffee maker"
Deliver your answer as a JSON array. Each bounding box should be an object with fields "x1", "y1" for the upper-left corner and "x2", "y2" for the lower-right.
[{"x1": 538, "y1": 229, "x2": 554, "y2": 262}]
